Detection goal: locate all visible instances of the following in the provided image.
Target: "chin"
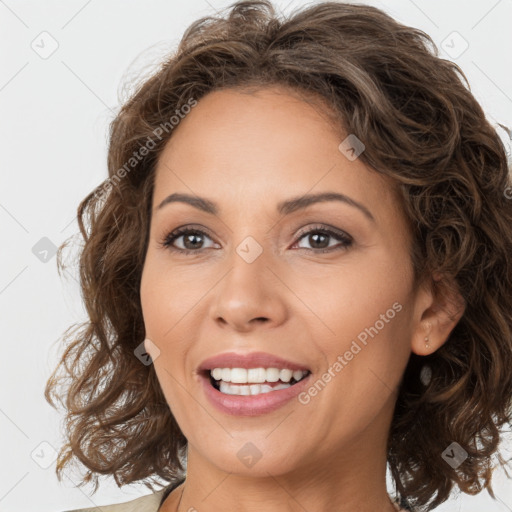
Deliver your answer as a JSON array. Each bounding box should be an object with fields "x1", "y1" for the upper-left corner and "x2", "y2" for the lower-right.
[{"x1": 197, "y1": 439, "x2": 303, "y2": 477}]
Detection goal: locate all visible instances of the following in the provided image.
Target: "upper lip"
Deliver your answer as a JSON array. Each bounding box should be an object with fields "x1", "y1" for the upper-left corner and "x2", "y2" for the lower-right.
[{"x1": 198, "y1": 351, "x2": 311, "y2": 372}]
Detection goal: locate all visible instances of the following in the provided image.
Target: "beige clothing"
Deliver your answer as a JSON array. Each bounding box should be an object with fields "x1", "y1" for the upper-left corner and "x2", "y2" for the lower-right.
[
  {"x1": 63, "y1": 488, "x2": 167, "y2": 512},
  {"x1": 64, "y1": 488, "x2": 410, "y2": 511}
]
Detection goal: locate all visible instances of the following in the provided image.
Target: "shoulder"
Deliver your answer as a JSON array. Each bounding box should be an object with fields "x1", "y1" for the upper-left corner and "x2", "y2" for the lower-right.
[{"x1": 61, "y1": 488, "x2": 166, "y2": 512}]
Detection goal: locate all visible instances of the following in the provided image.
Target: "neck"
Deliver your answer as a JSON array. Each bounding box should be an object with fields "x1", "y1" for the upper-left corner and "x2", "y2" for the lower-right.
[{"x1": 172, "y1": 479, "x2": 398, "y2": 512}]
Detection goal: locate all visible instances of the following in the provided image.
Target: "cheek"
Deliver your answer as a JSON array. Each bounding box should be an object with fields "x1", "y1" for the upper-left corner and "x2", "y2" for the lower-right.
[
  {"x1": 140, "y1": 260, "x2": 194, "y2": 381},
  {"x1": 314, "y1": 255, "x2": 411, "y2": 338},
  {"x1": 309, "y1": 251, "x2": 414, "y2": 396},
  {"x1": 140, "y1": 269, "x2": 163, "y2": 337},
  {"x1": 140, "y1": 257, "x2": 182, "y2": 334},
  {"x1": 313, "y1": 305, "x2": 413, "y2": 436}
]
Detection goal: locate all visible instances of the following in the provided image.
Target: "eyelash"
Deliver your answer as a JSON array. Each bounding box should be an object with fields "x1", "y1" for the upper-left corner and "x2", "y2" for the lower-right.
[{"x1": 158, "y1": 224, "x2": 353, "y2": 256}]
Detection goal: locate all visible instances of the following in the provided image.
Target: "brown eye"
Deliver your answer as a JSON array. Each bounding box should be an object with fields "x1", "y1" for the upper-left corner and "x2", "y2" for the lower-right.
[
  {"x1": 294, "y1": 225, "x2": 353, "y2": 253},
  {"x1": 159, "y1": 227, "x2": 218, "y2": 255}
]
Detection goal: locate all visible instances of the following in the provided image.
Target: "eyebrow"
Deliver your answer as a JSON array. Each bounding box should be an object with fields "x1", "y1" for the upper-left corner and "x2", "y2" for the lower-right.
[{"x1": 156, "y1": 191, "x2": 375, "y2": 222}]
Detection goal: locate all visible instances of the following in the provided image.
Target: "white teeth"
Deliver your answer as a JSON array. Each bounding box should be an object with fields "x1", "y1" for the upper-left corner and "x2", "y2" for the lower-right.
[
  {"x1": 266, "y1": 368, "x2": 280, "y2": 382},
  {"x1": 249, "y1": 384, "x2": 262, "y2": 395},
  {"x1": 219, "y1": 381, "x2": 292, "y2": 396},
  {"x1": 230, "y1": 368, "x2": 247, "y2": 383},
  {"x1": 248, "y1": 368, "x2": 267, "y2": 383},
  {"x1": 209, "y1": 367, "x2": 309, "y2": 384},
  {"x1": 280, "y1": 369, "x2": 293, "y2": 382},
  {"x1": 292, "y1": 370, "x2": 304, "y2": 382}
]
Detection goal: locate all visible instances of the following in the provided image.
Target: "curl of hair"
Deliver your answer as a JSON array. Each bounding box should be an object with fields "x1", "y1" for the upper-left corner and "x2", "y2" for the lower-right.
[{"x1": 45, "y1": 1, "x2": 512, "y2": 508}]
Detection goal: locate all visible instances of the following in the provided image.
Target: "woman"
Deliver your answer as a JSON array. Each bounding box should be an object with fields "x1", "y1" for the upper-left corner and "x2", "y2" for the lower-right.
[{"x1": 45, "y1": 1, "x2": 512, "y2": 511}]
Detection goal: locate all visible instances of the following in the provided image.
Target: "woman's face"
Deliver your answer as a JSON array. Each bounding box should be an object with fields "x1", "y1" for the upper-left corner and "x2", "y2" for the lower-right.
[{"x1": 140, "y1": 86, "x2": 429, "y2": 479}]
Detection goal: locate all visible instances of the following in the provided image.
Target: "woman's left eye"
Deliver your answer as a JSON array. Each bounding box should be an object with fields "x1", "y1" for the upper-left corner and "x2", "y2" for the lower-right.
[
  {"x1": 293, "y1": 225, "x2": 353, "y2": 253},
  {"x1": 159, "y1": 224, "x2": 353, "y2": 255}
]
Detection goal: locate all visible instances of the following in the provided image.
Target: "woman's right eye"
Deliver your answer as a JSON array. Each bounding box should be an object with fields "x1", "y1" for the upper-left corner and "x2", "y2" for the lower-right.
[{"x1": 158, "y1": 227, "x2": 218, "y2": 255}]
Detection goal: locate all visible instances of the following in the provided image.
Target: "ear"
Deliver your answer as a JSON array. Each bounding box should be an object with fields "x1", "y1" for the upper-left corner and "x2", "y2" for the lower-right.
[{"x1": 411, "y1": 272, "x2": 466, "y2": 356}]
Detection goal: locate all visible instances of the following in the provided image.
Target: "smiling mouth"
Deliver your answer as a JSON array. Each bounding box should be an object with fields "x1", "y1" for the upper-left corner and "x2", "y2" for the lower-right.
[{"x1": 201, "y1": 368, "x2": 311, "y2": 396}]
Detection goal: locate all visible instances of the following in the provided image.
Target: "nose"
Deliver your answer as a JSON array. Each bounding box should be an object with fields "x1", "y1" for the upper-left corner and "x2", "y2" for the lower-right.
[{"x1": 209, "y1": 241, "x2": 289, "y2": 333}]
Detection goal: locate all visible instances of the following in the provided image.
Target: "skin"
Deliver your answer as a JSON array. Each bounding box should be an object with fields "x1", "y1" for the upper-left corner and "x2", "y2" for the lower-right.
[{"x1": 139, "y1": 86, "x2": 464, "y2": 512}]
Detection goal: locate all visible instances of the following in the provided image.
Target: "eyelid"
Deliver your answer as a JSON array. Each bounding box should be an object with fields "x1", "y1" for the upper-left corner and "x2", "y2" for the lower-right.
[{"x1": 294, "y1": 223, "x2": 352, "y2": 242}]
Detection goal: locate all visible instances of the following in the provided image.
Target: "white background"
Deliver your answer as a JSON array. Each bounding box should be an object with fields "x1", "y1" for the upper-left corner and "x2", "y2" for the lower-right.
[{"x1": 1, "y1": 0, "x2": 511, "y2": 510}]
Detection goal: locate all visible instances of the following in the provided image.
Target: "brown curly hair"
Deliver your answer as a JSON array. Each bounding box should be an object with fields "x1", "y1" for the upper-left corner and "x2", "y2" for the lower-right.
[{"x1": 44, "y1": 1, "x2": 512, "y2": 510}]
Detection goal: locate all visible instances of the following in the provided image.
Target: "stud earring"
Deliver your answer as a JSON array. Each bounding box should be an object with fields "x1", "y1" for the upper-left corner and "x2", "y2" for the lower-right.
[{"x1": 424, "y1": 321, "x2": 431, "y2": 349}]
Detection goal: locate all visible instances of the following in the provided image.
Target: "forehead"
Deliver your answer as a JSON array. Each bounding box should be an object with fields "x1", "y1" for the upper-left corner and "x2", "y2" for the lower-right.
[{"x1": 152, "y1": 87, "x2": 401, "y2": 224}]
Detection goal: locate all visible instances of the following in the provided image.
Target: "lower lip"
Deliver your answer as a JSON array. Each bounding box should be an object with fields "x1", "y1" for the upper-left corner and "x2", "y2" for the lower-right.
[{"x1": 200, "y1": 372, "x2": 312, "y2": 416}]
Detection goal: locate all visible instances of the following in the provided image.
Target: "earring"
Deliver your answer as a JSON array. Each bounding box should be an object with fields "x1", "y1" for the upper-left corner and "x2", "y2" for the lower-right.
[{"x1": 424, "y1": 321, "x2": 431, "y2": 349}]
